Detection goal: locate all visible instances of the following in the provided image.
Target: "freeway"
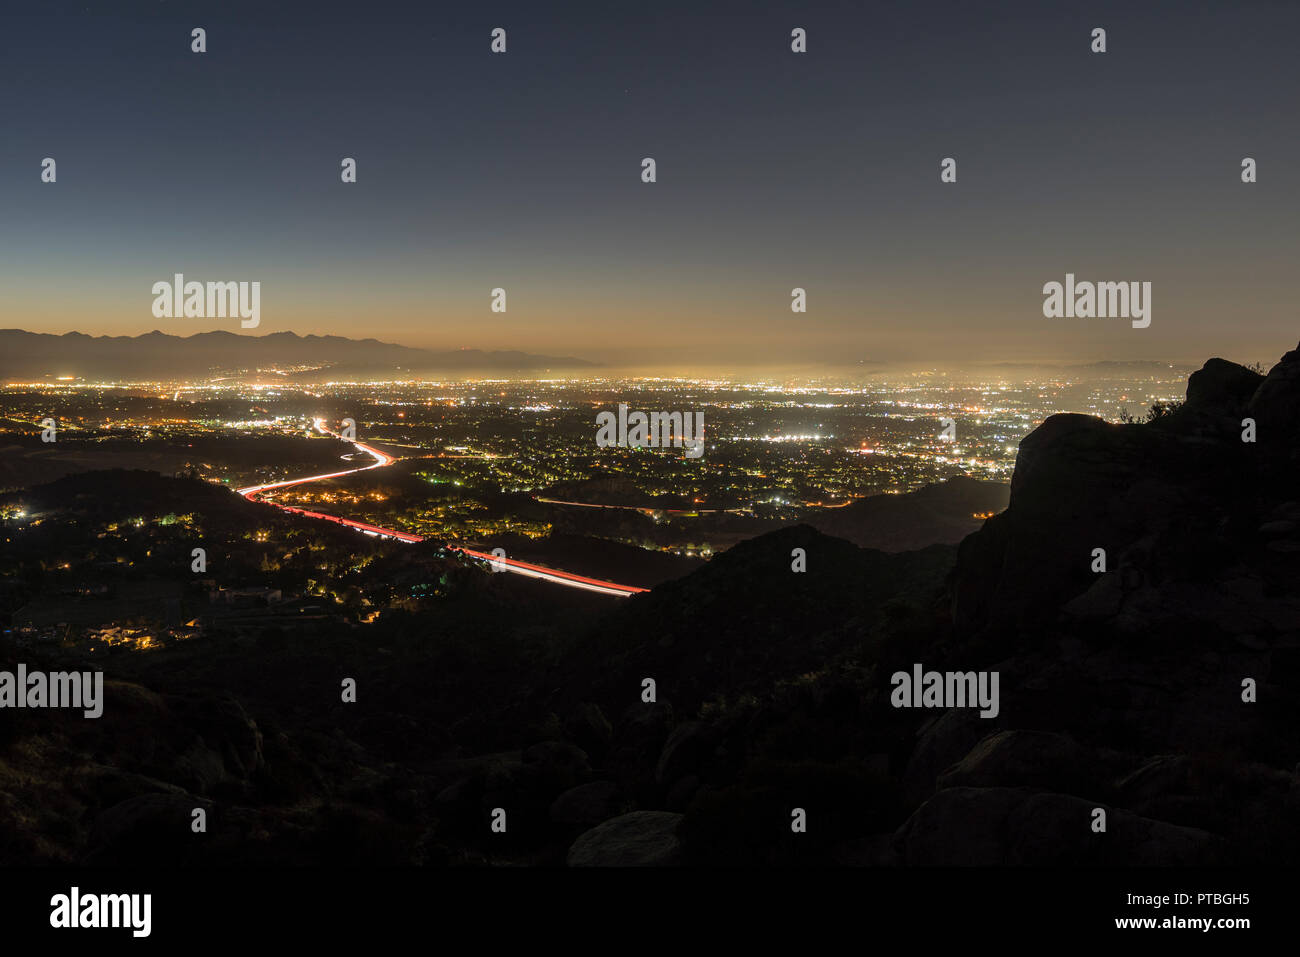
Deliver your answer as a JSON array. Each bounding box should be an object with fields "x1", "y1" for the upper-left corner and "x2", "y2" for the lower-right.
[{"x1": 235, "y1": 421, "x2": 649, "y2": 597}]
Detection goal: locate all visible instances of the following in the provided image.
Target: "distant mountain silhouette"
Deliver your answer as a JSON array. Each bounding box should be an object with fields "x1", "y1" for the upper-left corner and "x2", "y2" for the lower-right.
[
  {"x1": 1069, "y1": 359, "x2": 1180, "y2": 369},
  {"x1": 0, "y1": 329, "x2": 594, "y2": 380}
]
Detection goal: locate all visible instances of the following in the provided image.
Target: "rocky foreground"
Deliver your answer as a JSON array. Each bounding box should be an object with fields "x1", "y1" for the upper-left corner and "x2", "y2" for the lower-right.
[{"x1": 2, "y1": 345, "x2": 1298, "y2": 866}]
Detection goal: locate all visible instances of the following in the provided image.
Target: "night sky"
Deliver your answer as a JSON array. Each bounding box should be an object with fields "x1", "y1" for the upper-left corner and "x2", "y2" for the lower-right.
[{"x1": 2, "y1": 0, "x2": 1296, "y2": 369}]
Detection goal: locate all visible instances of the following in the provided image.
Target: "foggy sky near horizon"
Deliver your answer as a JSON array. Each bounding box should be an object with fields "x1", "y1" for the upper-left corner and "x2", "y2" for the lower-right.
[{"x1": 2, "y1": 0, "x2": 1297, "y2": 369}]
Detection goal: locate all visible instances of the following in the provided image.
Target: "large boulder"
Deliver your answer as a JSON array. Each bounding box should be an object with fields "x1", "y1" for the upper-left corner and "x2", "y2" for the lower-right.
[
  {"x1": 937, "y1": 730, "x2": 1098, "y2": 794},
  {"x1": 566, "y1": 811, "x2": 683, "y2": 866},
  {"x1": 1184, "y1": 357, "x2": 1264, "y2": 417}
]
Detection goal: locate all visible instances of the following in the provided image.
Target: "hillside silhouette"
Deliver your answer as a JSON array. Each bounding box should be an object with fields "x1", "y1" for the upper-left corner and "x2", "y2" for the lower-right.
[
  {"x1": 2, "y1": 344, "x2": 1298, "y2": 866},
  {"x1": 806, "y1": 476, "x2": 1009, "y2": 551}
]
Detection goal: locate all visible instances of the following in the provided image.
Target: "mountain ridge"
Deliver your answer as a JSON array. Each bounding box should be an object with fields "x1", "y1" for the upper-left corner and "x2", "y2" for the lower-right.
[{"x1": 0, "y1": 329, "x2": 595, "y2": 380}]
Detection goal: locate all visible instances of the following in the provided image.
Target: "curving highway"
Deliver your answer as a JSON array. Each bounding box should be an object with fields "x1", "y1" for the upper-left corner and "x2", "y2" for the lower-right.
[{"x1": 236, "y1": 420, "x2": 649, "y2": 597}]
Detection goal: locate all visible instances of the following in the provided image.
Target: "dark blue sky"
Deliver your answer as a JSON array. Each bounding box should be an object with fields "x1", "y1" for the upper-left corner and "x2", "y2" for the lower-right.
[{"x1": 2, "y1": 0, "x2": 1296, "y2": 368}]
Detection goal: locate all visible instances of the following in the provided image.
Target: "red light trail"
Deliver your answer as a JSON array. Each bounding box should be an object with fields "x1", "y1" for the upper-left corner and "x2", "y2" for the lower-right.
[{"x1": 237, "y1": 420, "x2": 648, "y2": 597}]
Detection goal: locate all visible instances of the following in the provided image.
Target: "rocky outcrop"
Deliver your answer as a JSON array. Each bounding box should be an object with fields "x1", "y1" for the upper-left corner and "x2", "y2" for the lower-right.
[
  {"x1": 903, "y1": 346, "x2": 1300, "y2": 866},
  {"x1": 953, "y1": 348, "x2": 1299, "y2": 639}
]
